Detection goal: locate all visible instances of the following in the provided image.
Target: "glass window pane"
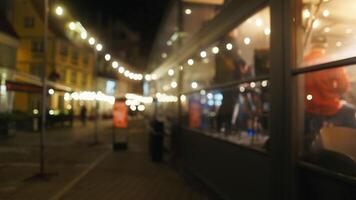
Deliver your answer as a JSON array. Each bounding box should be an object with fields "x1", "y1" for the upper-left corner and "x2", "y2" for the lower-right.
[
  {"x1": 298, "y1": 65, "x2": 356, "y2": 177},
  {"x1": 183, "y1": 7, "x2": 270, "y2": 92},
  {"x1": 296, "y1": 0, "x2": 356, "y2": 67},
  {"x1": 183, "y1": 80, "x2": 270, "y2": 149}
]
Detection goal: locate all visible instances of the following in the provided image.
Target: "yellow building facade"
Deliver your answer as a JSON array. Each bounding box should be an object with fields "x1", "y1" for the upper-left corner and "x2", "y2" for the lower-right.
[{"x1": 9, "y1": 0, "x2": 94, "y2": 114}]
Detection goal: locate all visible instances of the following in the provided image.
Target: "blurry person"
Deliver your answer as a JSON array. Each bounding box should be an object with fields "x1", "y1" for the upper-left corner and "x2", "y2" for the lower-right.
[
  {"x1": 80, "y1": 105, "x2": 87, "y2": 126},
  {"x1": 304, "y1": 36, "x2": 356, "y2": 137},
  {"x1": 215, "y1": 33, "x2": 251, "y2": 84}
]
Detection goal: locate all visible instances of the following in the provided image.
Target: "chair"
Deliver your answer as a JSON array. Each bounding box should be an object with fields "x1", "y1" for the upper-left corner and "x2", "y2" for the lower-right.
[{"x1": 320, "y1": 127, "x2": 356, "y2": 160}]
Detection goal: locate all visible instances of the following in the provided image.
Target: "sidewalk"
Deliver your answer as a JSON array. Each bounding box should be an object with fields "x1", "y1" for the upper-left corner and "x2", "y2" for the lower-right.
[{"x1": 0, "y1": 118, "x2": 207, "y2": 200}]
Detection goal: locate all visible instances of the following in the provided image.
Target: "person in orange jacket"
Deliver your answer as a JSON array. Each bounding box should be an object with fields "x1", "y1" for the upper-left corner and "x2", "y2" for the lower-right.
[{"x1": 304, "y1": 36, "x2": 356, "y2": 136}]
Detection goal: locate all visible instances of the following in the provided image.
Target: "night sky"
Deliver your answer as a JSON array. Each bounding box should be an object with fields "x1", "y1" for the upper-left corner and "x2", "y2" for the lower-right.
[{"x1": 63, "y1": 0, "x2": 170, "y2": 65}]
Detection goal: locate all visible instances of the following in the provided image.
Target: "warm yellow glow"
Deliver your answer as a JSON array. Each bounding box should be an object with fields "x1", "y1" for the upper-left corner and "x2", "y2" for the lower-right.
[
  {"x1": 191, "y1": 81, "x2": 198, "y2": 89},
  {"x1": 212, "y1": 46, "x2": 219, "y2": 54},
  {"x1": 187, "y1": 59, "x2": 194, "y2": 66},
  {"x1": 118, "y1": 66, "x2": 125, "y2": 73},
  {"x1": 112, "y1": 61, "x2": 119, "y2": 69},
  {"x1": 336, "y1": 41, "x2": 343, "y2": 47},
  {"x1": 145, "y1": 74, "x2": 151, "y2": 81},
  {"x1": 244, "y1": 37, "x2": 251, "y2": 45},
  {"x1": 105, "y1": 54, "x2": 111, "y2": 61},
  {"x1": 261, "y1": 80, "x2": 268, "y2": 87},
  {"x1": 81, "y1": 32, "x2": 88, "y2": 40},
  {"x1": 255, "y1": 18, "x2": 263, "y2": 27},
  {"x1": 226, "y1": 43, "x2": 233, "y2": 50},
  {"x1": 168, "y1": 69, "x2": 175, "y2": 76},
  {"x1": 200, "y1": 51, "x2": 207, "y2": 58},
  {"x1": 264, "y1": 28, "x2": 271, "y2": 36},
  {"x1": 306, "y1": 94, "x2": 313, "y2": 101},
  {"x1": 303, "y1": 9, "x2": 311, "y2": 19},
  {"x1": 68, "y1": 22, "x2": 76, "y2": 30},
  {"x1": 185, "y1": 9, "x2": 192, "y2": 15},
  {"x1": 324, "y1": 27, "x2": 331, "y2": 33},
  {"x1": 88, "y1": 37, "x2": 96, "y2": 45},
  {"x1": 171, "y1": 81, "x2": 177, "y2": 88},
  {"x1": 322, "y1": 9, "x2": 330, "y2": 17},
  {"x1": 55, "y1": 6, "x2": 64, "y2": 16},
  {"x1": 48, "y1": 88, "x2": 55, "y2": 95},
  {"x1": 312, "y1": 20, "x2": 320, "y2": 29},
  {"x1": 96, "y1": 43, "x2": 103, "y2": 51}
]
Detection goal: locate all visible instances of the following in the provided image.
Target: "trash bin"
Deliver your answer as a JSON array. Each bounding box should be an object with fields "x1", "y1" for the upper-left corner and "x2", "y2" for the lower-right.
[{"x1": 149, "y1": 119, "x2": 164, "y2": 162}]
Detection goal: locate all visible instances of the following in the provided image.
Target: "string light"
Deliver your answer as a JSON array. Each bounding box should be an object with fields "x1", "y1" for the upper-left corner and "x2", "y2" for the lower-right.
[
  {"x1": 105, "y1": 54, "x2": 111, "y2": 61},
  {"x1": 53, "y1": 5, "x2": 143, "y2": 81},
  {"x1": 212, "y1": 47, "x2": 219, "y2": 54},
  {"x1": 55, "y1": 6, "x2": 63, "y2": 16},
  {"x1": 112, "y1": 61, "x2": 119, "y2": 69},
  {"x1": 187, "y1": 59, "x2": 194, "y2": 66},
  {"x1": 168, "y1": 69, "x2": 174, "y2": 76},
  {"x1": 88, "y1": 37, "x2": 95, "y2": 45}
]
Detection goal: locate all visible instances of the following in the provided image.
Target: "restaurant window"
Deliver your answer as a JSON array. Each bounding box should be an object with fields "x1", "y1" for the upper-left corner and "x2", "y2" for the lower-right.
[
  {"x1": 183, "y1": 80, "x2": 270, "y2": 148},
  {"x1": 296, "y1": 0, "x2": 356, "y2": 177},
  {"x1": 182, "y1": 0, "x2": 224, "y2": 44},
  {"x1": 183, "y1": 7, "x2": 271, "y2": 92},
  {"x1": 296, "y1": 0, "x2": 356, "y2": 68},
  {"x1": 24, "y1": 17, "x2": 34, "y2": 28}
]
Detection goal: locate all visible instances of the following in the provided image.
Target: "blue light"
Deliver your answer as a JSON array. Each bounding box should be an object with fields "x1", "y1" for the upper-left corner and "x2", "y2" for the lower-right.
[{"x1": 247, "y1": 129, "x2": 255, "y2": 136}]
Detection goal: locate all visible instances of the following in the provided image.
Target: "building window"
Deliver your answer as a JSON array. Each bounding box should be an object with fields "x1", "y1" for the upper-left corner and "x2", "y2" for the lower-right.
[
  {"x1": 29, "y1": 64, "x2": 42, "y2": 77},
  {"x1": 296, "y1": 0, "x2": 356, "y2": 178},
  {"x1": 70, "y1": 71, "x2": 77, "y2": 85},
  {"x1": 83, "y1": 55, "x2": 88, "y2": 65},
  {"x1": 72, "y1": 50, "x2": 78, "y2": 65},
  {"x1": 24, "y1": 17, "x2": 34, "y2": 28},
  {"x1": 60, "y1": 45, "x2": 68, "y2": 58},
  {"x1": 81, "y1": 73, "x2": 87, "y2": 88},
  {"x1": 31, "y1": 40, "x2": 44, "y2": 53}
]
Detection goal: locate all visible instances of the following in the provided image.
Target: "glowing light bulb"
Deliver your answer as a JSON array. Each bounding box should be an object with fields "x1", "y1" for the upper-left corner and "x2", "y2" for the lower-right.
[
  {"x1": 55, "y1": 6, "x2": 64, "y2": 16},
  {"x1": 244, "y1": 37, "x2": 251, "y2": 45},
  {"x1": 212, "y1": 46, "x2": 219, "y2": 54},
  {"x1": 105, "y1": 54, "x2": 111, "y2": 61},
  {"x1": 112, "y1": 61, "x2": 119, "y2": 69},
  {"x1": 168, "y1": 69, "x2": 174, "y2": 76},
  {"x1": 68, "y1": 22, "x2": 76, "y2": 30},
  {"x1": 88, "y1": 37, "x2": 96, "y2": 45},
  {"x1": 185, "y1": 9, "x2": 192, "y2": 15},
  {"x1": 264, "y1": 28, "x2": 271, "y2": 36},
  {"x1": 200, "y1": 51, "x2": 207, "y2": 58},
  {"x1": 187, "y1": 59, "x2": 194, "y2": 66},
  {"x1": 226, "y1": 43, "x2": 233, "y2": 50}
]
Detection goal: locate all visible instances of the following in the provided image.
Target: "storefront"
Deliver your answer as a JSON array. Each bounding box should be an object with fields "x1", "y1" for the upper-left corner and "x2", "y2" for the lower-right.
[{"x1": 147, "y1": 0, "x2": 356, "y2": 199}]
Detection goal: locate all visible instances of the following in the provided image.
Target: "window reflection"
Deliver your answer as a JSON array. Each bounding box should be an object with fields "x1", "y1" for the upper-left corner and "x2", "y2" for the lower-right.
[
  {"x1": 183, "y1": 7, "x2": 270, "y2": 92},
  {"x1": 300, "y1": 65, "x2": 356, "y2": 176},
  {"x1": 297, "y1": 0, "x2": 356, "y2": 67},
  {"x1": 185, "y1": 80, "x2": 270, "y2": 148}
]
